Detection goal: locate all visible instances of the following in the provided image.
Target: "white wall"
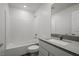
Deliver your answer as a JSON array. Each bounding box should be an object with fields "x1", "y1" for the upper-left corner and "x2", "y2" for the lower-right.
[
  {"x1": 0, "y1": 3, "x2": 9, "y2": 55},
  {"x1": 33, "y1": 4, "x2": 52, "y2": 39},
  {"x1": 6, "y1": 7, "x2": 35, "y2": 46},
  {"x1": 51, "y1": 4, "x2": 79, "y2": 35}
]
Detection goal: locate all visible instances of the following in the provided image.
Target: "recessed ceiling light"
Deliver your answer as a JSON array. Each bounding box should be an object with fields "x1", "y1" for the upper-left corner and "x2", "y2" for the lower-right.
[{"x1": 24, "y1": 5, "x2": 27, "y2": 8}]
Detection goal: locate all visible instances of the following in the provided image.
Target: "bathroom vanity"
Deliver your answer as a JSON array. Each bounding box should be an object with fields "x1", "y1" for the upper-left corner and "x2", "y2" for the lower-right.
[{"x1": 39, "y1": 38, "x2": 79, "y2": 56}]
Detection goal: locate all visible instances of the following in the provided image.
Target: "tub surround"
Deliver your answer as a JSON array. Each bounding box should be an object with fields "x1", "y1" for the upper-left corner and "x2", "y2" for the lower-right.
[
  {"x1": 5, "y1": 41, "x2": 39, "y2": 56},
  {"x1": 39, "y1": 36, "x2": 79, "y2": 56}
]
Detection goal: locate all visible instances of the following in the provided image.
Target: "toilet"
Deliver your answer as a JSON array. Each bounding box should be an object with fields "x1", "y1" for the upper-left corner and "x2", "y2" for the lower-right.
[
  {"x1": 27, "y1": 34, "x2": 39, "y2": 56},
  {"x1": 27, "y1": 44, "x2": 39, "y2": 56}
]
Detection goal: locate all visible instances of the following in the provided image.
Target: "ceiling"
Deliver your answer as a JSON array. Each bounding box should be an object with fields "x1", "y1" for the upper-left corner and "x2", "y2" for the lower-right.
[
  {"x1": 51, "y1": 3, "x2": 78, "y2": 14},
  {"x1": 8, "y1": 3, "x2": 77, "y2": 14},
  {"x1": 8, "y1": 3, "x2": 44, "y2": 13}
]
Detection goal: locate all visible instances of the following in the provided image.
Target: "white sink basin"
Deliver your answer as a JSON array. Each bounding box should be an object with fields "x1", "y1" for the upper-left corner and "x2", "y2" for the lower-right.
[{"x1": 48, "y1": 39, "x2": 69, "y2": 46}]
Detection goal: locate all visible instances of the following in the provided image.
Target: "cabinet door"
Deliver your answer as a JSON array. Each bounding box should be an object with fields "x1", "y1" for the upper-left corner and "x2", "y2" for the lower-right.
[
  {"x1": 39, "y1": 52, "x2": 44, "y2": 56},
  {"x1": 48, "y1": 52, "x2": 55, "y2": 56},
  {"x1": 39, "y1": 46, "x2": 48, "y2": 56}
]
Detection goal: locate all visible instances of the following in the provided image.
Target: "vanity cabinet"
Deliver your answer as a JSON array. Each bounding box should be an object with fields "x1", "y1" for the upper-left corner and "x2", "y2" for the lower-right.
[{"x1": 39, "y1": 39, "x2": 72, "y2": 56}]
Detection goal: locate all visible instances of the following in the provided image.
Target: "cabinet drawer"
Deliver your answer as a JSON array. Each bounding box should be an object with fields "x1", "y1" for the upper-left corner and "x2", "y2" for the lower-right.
[
  {"x1": 48, "y1": 52, "x2": 55, "y2": 56},
  {"x1": 39, "y1": 40, "x2": 72, "y2": 56},
  {"x1": 39, "y1": 46, "x2": 48, "y2": 56}
]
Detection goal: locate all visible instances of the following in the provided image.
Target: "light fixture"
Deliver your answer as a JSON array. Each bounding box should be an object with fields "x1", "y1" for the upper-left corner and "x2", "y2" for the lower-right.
[{"x1": 24, "y1": 5, "x2": 27, "y2": 8}]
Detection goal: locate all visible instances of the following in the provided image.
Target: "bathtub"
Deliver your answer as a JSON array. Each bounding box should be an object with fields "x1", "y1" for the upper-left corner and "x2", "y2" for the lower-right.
[{"x1": 5, "y1": 40, "x2": 39, "y2": 56}]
